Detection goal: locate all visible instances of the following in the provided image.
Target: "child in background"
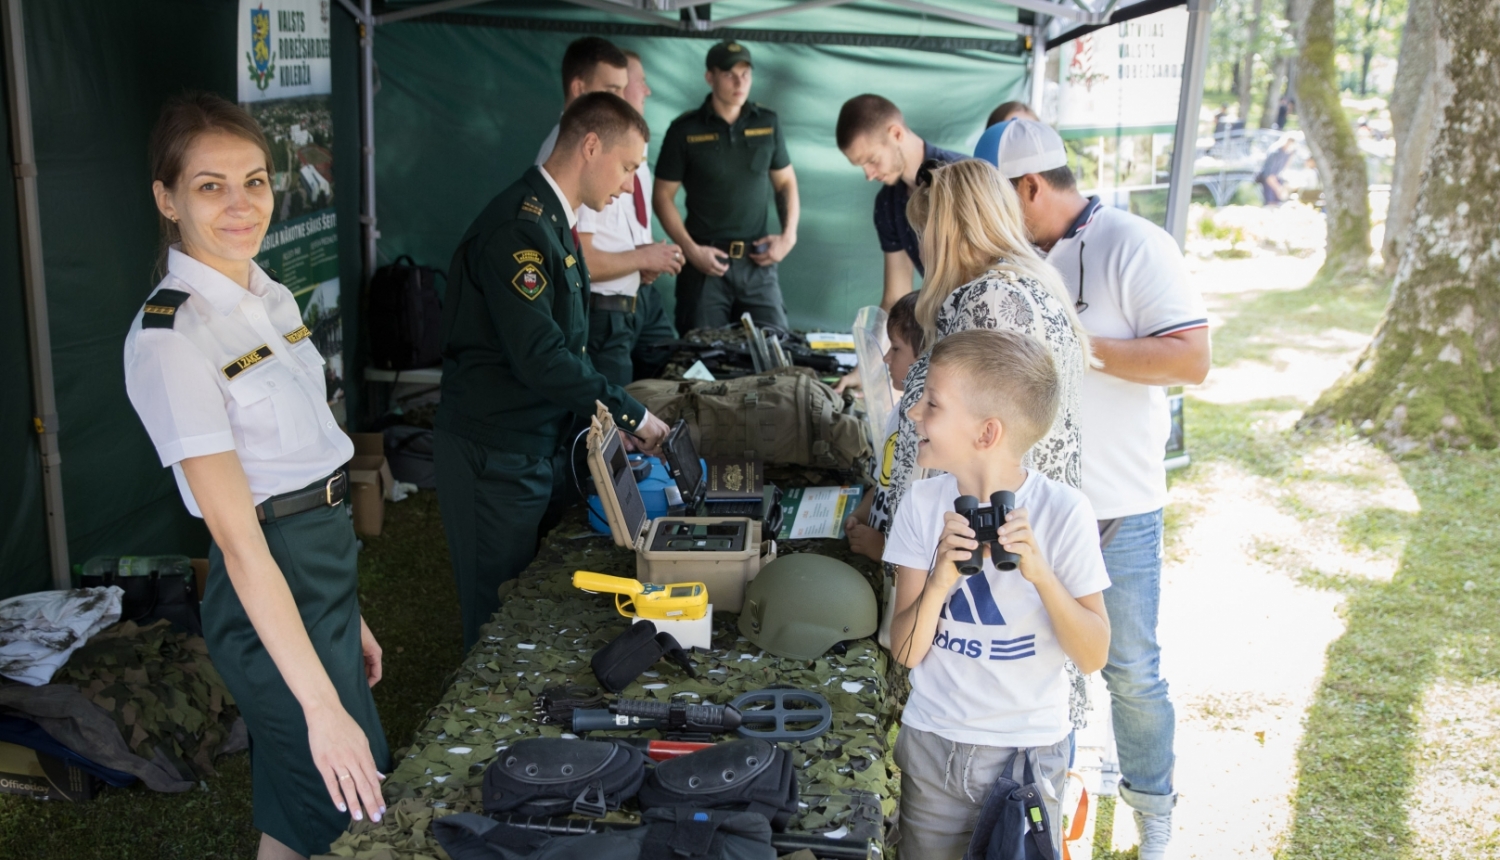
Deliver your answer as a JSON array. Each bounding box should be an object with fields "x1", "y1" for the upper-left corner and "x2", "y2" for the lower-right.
[
  {"x1": 884, "y1": 329, "x2": 1111, "y2": 859},
  {"x1": 845, "y1": 291, "x2": 924, "y2": 563}
]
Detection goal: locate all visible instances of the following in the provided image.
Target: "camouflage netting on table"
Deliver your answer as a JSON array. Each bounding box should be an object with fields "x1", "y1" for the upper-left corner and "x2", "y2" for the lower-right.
[{"x1": 319, "y1": 495, "x2": 904, "y2": 860}]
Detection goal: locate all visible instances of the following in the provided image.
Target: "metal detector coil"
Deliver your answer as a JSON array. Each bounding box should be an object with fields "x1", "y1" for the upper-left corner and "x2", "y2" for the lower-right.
[{"x1": 728, "y1": 688, "x2": 832, "y2": 743}]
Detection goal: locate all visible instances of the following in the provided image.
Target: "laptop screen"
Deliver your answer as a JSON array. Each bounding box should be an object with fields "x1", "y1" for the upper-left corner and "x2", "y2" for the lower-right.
[{"x1": 663, "y1": 420, "x2": 704, "y2": 504}]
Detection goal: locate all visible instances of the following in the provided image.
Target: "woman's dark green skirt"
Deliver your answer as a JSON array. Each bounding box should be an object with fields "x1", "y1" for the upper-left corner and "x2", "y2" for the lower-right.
[{"x1": 205, "y1": 501, "x2": 390, "y2": 856}]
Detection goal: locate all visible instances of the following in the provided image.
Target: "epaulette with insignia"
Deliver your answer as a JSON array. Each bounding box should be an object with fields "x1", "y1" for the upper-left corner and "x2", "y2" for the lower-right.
[
  {"x1": 141, "y1": 289, "x2": 190, "y2": 329},
  {"x1": 519, "y1": 195, "x2": 545, "y2": 223}
]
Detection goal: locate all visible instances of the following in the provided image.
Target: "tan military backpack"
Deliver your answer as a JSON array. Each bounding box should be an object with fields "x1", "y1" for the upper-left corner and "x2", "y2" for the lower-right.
[{"x1": 626, "y1": 370, "x2": 870, "y2": 470}]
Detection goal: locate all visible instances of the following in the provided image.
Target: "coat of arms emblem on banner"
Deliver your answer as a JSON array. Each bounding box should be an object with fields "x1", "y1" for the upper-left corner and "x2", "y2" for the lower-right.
[{"x1": 245, "y1": 5, "x2": 276, "y2": 91}]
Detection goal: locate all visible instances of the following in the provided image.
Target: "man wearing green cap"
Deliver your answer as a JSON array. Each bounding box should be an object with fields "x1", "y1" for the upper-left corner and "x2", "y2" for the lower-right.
[{"x1": 653, "y1": 40, "x2": 799, "y2": 332}]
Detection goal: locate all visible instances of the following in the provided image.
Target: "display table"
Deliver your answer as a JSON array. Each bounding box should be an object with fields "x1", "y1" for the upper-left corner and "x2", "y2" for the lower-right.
[{"x1": 318, "y1": 498, "x2": 899, "y2": 860}]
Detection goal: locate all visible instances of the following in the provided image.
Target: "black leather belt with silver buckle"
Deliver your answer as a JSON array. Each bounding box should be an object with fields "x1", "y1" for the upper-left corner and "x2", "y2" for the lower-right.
[
  {"x1": 590, "y1": 293, "x2": 637, "y2": 314},
  {"x1": 255, "y1": 471, "x2": 348, "y2": 522}
]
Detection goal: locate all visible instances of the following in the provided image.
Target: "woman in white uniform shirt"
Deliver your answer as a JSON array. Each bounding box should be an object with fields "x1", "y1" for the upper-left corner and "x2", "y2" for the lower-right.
[{"x1": 123, "y1": 93, "x2": 387, "y2": 860}]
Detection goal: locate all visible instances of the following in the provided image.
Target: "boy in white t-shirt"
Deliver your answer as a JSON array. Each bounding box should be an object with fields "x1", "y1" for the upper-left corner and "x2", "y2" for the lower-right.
[{"x1": 884, "y1": 329, "x2": 1111, "y2": 860}]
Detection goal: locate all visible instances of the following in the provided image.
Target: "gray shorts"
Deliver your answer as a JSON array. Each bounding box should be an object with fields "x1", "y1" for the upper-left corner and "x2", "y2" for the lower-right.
[{"x1": 893, "y1": 726, "x2": 1070, "y2": 860}]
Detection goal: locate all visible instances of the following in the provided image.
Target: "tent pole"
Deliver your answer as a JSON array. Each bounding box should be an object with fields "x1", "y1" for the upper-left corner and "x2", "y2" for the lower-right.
[
  {"x1": 1164, "y1": 0, "x2": 1211, "y2": 247},
  {"x1": 1028, "y1": 20, "x2": 1047, "y2": 111},
  {"x1": 360, "y1": 0, "x2": 378, "y2": 284},
  {"x1": 2, "y1": 0, "x2": 70, "y2": 590}
]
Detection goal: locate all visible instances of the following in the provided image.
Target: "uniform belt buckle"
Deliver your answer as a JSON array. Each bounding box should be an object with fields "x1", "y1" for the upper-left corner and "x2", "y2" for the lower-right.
[
  {"x1": 728, "y1": 241, "x2": 745, "y2": 259},
  {"x1": 627, "y1": 295, "x2": 637, "y2": 314},
  {"x1": 326, "y1": 473, "x2": 339, "y2": 507}
]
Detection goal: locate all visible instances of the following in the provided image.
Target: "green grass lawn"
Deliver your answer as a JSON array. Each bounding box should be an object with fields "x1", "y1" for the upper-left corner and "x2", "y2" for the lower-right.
[
  {"x1": 1175, "y1": 272, "x2": 1498, "y2": 859},
  {"x1": 0, "y1": 491, "x2": 460, "y2": 860}
]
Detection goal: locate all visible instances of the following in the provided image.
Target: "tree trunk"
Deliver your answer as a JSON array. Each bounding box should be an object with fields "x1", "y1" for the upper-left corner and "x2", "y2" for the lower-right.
[
  {"x1": 1260, "y1": 57, "x2": 1287, "y2": 128},
  {"x1": 1240, "y1": 0, "x2": 1264, "y2": 121},
  {"x1": 1382, "y1": 0, "x2": 1440, "y2": 275},
  {"x1": 1305, "y1": 0, "x2": 1500, "y2": 452},
  {"x1": 1292, "y1": 0, "x2": 1373, "y2": 275}
]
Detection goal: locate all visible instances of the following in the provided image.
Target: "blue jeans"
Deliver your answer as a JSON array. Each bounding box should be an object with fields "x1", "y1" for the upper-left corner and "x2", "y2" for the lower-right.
[{"x1": 1100, "y1": 508, "x2": 1177, "y2": 816}]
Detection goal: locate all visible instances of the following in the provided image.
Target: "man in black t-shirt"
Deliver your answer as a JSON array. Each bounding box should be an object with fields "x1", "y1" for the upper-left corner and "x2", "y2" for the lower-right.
[{"x1": 836, "y1": 94, "x2": 965, "y2": 310}]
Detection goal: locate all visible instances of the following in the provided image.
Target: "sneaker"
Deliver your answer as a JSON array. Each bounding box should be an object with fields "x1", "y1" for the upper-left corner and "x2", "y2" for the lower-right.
[{"x1": 1134, "y1": 809, "x2": 1172, "y2": 860}]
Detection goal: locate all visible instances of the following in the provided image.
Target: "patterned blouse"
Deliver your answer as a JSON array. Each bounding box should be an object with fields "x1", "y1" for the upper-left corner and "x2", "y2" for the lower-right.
[{"x1": 880, "y1": 267, "x2": 1086, "y2": 531}]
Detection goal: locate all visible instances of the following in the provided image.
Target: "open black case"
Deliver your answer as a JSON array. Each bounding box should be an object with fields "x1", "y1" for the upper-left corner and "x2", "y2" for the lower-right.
[{"x1": 659, "y1": 420, "x2": 784, "y2": 535}]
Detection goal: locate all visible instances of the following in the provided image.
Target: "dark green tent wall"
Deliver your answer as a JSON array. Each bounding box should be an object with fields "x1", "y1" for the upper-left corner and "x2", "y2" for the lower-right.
[
  {"x1": 0, "y1": 0, "x2": 365, "y2": 599},
  {"x1": 371, "y1": 22, "x2": 1027, "y2": 330}
]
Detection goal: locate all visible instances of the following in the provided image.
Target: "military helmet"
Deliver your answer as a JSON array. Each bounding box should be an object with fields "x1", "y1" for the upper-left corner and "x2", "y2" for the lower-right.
[{"x1": 738, "y1": 554, "x2": 877, "y2": 660}]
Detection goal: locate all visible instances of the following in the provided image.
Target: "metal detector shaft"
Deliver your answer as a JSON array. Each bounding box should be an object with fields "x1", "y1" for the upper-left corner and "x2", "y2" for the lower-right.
[{"x1": 489, "y1": 814, "x2": 881, "y2": 860}]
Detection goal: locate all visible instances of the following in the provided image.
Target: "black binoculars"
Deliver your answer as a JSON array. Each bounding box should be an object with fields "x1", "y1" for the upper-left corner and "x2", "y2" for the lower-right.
[{"x1": 953, "y1": 491, "x2": 1020, "y2": 575}]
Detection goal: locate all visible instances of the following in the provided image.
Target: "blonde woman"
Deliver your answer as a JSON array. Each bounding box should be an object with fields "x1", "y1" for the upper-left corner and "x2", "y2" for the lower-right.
[{"x1": 881, "y1": 157, "x2": 1091, "y2": 529}]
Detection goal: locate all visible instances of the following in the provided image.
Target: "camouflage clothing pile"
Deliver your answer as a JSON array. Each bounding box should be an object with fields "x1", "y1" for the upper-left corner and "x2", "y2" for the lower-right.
[
  {"x1": 319, "y1": 500, "x2": 901, "y2": 860},
  {"x1": 56, "y1": 619, "x2": 243, "y2": 781}
]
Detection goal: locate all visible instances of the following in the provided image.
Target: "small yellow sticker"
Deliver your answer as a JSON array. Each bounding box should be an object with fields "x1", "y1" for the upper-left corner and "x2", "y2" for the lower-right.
[{"x1": 565, "y1": 255, "x2": 577, "y2": 268}]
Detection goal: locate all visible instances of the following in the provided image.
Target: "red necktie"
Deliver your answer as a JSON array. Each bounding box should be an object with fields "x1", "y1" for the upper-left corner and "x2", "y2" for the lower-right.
[
  {"x1": 632, "y1": 174, "x2": 648, "y2": 228},
  {"x1": 571, "y1": 225, "x2": 580, "y2": 251}
]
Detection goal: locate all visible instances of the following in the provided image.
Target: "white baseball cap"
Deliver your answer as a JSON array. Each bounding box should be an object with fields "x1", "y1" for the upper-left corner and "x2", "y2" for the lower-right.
[{"x1": 973, "y1": 118, "x2": 1068, "y2": 179}]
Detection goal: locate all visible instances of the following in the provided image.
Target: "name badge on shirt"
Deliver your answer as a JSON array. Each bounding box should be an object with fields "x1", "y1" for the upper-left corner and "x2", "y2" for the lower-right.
[
  {"x1": 686, "y1": 133, "x2": 718, "y2": 144},
  {"x1": 223, "y1": 345, "x2": 274, "y2": 380},
  {"x1": 744, "y1": 127, "x2": 775, "y2": 137},
  {"x1": 283, "y1": 325, "x2": 312, "y2": 344}
]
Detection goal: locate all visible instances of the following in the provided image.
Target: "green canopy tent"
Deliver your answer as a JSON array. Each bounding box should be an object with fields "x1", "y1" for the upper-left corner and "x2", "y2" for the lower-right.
[{"x1": 0, "y1": 0, "x2": 1207, "y2": 599}]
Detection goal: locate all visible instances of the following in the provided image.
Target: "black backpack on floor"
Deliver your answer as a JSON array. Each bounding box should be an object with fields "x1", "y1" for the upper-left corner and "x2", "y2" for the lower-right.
[{"x1": 368, "y1": 254, "x2": 443, "y2": 370}]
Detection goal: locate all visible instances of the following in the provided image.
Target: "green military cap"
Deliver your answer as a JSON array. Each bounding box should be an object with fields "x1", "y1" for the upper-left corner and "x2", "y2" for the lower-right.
[{"x1": 706, "y1": 40, "x2": 752, "y2": 71}]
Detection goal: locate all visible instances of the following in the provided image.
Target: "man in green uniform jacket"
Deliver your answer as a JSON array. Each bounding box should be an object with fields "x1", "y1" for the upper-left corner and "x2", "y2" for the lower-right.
[
  {"x1": 437, "y1": 93, "x2": 670, "y2": 649},
  {"x1": 653, "y1": 40, "x2": 801, "y2": 334}
]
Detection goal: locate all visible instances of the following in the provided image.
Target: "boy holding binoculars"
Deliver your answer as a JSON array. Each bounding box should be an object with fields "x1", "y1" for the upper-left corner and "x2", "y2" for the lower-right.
[{"x1": 884, "y1": 328, "x2": 1112, "y2": 859}]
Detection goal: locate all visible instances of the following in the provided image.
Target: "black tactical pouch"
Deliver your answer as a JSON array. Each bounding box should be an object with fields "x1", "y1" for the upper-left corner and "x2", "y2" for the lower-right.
[
  {"x1": 591, "y1": 621, "x2": 697, "y2": 694},
  {"x1": 636, "y1": 739, "x2": 799, "y2": 831},
  {"x1": 482, "y1": 738, "x2": 648, "y2": 818}
]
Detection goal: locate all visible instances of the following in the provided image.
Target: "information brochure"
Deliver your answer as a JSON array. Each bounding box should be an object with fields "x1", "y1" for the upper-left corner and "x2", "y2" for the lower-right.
[{"x1": 777, "y1": 486, "x2": 864, "y2": 540}]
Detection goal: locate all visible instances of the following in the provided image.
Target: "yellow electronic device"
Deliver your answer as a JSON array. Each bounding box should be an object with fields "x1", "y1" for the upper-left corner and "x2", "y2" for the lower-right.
[{"x1": 572, "y1": 570, "x2": 710, "y2": 621}]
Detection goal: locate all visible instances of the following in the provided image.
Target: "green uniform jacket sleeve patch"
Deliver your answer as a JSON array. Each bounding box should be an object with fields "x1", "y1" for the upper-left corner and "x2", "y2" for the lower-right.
[
  {"x1": 223, "y1": 344, "x2": 274, "y2": 379},
  {"x1": 513, "y1": 249, "x2": 544, "y2": 265},
  {"x1": 511, "y1": 263, "x2": 548, "y2": 300},
  {"x1": 518, "y1": 196, "x2": 545, "y2": 223},
  {"x1": 140, "y1": 288, "x2": 191, "y2": 329}
]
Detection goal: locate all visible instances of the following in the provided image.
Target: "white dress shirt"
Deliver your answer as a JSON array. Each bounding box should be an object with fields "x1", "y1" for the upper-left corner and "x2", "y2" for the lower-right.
[{"x1": 123, "y1": 247, "x2": 354, "y2": 517}]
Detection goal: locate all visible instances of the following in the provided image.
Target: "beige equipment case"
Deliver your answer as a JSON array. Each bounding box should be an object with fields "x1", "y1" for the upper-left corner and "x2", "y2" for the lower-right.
[{"x1": 586, "y1": 403, "x2": 775, "y2": 612}]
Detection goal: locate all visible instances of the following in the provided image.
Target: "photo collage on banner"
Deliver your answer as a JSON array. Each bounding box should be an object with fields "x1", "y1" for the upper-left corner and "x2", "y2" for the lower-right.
[{"x1": 238, "y1": 1, "x2": 342, "y2": 405}]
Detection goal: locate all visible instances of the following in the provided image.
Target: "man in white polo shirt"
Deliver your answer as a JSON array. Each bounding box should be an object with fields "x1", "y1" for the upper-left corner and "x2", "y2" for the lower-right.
[
  {"x1": 537, "y1": 46, "x2": 682, "y2": 385},
  {"x1": 978, "y1": 119, "x2": 1210, "y2": 860}
]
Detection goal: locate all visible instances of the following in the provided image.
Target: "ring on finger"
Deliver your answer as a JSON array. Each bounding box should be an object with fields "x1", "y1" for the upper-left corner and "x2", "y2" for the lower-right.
[{"x1": 338, "y1": 772, "x2": 353, "y2": 781}]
